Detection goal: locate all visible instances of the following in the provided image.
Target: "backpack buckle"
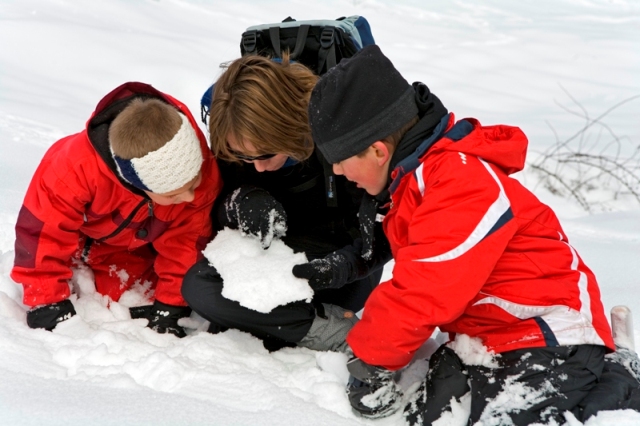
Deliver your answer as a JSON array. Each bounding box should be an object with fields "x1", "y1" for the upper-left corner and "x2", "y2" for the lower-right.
[
  {"x1": 242, "y1": 30, "x2": 258, "y2": 53},
  {"x1": 320, "y1": 27, "x2": 335, "y2": 48}
]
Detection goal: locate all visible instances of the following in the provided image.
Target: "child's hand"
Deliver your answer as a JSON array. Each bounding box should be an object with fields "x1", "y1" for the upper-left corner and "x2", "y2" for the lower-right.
[
  {"x1": 26, "y1": 299, "x2": 77, "y2": 331},
  {"x1": 224, "y1": 185, "x2": 287, "y2": 249},
  {"x1": 145, "y1": 300, "x2": 191, "y2": 338}
]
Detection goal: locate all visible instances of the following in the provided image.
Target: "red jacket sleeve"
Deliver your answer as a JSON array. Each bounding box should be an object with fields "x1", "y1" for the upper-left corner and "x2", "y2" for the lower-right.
[
  {"x1": 11, "y1": 137, "x2": 92, "y2": 306},
  {"x1": 152, "y1": 158, "x2": 222, "y2": 306},
  {"x1": 347, "y1": 151, "x2": 518, "y2": 370}
]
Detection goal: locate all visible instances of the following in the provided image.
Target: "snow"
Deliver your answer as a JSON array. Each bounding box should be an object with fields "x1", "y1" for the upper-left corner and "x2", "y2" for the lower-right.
[
  {"x1": 0, "y1": 0, "x2": 639, "y2": 425},
  {"x1": 447, "y1": 334, "x2": 500, "y2": 368},
  {"x1": 204, "y1": 228, "x2": 313, "y2": 313},
  {"x1": 432, "y1": 393, "x2": 471, "y2": 426}
]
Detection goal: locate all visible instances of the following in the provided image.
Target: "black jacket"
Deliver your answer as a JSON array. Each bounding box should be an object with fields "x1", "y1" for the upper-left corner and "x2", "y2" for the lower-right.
[{"x1": 214, "y1": 149, "x2": 363, "y2": 260}]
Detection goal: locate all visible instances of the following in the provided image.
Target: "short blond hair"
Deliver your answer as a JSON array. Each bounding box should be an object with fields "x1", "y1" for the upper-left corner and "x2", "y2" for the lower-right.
[
  {"x1": 109, "y1": 98, "x2": 183, "y2": 159},
  {"x1": 208, "y1": 54, "x2": 318, "y2": 163}
]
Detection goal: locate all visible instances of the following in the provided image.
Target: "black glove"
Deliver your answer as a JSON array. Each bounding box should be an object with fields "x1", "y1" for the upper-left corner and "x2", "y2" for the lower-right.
[
  {"x1": 129, "y1": 304, "x2": 153, "y2": 319},
  {"x1": 26, "y1": 299, "x2": 76, "y2": 331},
  {"x1": 292, "y1": 242, "x2": 364, "y2": 291},
  {"x1": 346, "y1": 356, "x2": 402, "y2": 419},
  {"x1": 145, "y1": 300, "x2": 192, "y2": 338},
  {"x1": 224, "y1": 185, "x2": 287, "y2": 249},
  {"x1": 292, "y1": 235, "x2": 392, "y2": 292}
]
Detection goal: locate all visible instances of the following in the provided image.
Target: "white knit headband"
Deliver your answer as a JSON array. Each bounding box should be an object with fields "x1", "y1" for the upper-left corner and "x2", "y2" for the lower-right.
[{"x1": 112, "y1": 113, "x2": 204, "y2": 194}]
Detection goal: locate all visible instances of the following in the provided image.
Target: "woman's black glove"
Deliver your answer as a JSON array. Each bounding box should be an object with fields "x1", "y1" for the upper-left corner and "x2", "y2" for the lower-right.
[
  {"x1": 346, "y1": 356, "x2": 402, "y2": 419},
  {"x1": 292, "y1": 233, "x2": 392, "y2": 292},
  {"x1": 145, "y1": 300, "x2": 192, "y2": 338},
  {"x1": 26, "y1": 299, "x2": 76, "y2": 331},
  {"x1": 223, "y1": 185, "x2": 287, "y2": 249},
  {"x1": 292, "y1": 241, "x2": 364, "y2": 291}
]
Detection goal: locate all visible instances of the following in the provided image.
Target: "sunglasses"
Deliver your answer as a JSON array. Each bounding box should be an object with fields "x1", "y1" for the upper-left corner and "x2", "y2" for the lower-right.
[{"x1": 230, "y1": 150, "x2": 277, "y2": 162}]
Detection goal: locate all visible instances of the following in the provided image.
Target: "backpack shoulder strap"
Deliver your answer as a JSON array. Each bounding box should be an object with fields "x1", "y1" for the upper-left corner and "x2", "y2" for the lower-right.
[{"x1": 315, "y1": 149, "x2": 338, "y2": 207}]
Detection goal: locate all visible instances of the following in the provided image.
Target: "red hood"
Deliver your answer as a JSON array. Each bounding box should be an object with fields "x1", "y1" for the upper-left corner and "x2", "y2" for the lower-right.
[
  {"x1": 439, "y1": 117, "x2": 528, "y2": 176},
  {"x1": 85, "y1": 82, "x2": 211, "y2": 195}
]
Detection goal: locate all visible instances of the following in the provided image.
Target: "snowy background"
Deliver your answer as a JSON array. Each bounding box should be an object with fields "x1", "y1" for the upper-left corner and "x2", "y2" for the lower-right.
[{"x1": 1, "y1": 0, "x2": 640, "y2": 425}]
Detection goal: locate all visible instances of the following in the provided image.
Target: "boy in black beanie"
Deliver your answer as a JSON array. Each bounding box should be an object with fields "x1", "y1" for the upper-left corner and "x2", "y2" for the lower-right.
[{"x1": 308, "y1": 44, "x2": 640, "y2": 424}]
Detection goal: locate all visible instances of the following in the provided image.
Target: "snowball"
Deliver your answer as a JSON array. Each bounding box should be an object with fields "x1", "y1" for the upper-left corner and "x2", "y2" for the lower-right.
[{"x1": 204, "y1": 228, "x2": 313, "y2": 313}]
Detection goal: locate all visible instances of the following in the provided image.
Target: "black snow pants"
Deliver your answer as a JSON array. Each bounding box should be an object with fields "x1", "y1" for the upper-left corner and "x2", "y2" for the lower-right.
[
  {"x1": 404, "y1": 344, "x2": 640, "y2": 425},
  {"x1": 181, "y1": 257, "x2": 382, "y2": 350}
]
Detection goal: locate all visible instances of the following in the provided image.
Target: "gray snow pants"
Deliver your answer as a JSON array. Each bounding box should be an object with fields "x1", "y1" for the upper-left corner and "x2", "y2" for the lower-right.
[{"x1": 181, "y1": 257, "x2": 381, "y2": 351}]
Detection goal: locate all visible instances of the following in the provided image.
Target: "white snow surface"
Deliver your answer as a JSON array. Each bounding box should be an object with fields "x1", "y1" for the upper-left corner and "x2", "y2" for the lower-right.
[
  {"x1": 447, "y1": 334, "x2": 500, "y2": 368},
  {"x1": 204, "y1": 228, "x2": 313, "y2": 313},
  {"x1": 1, "y1": 0, "x2": 640, "y2": 425}
]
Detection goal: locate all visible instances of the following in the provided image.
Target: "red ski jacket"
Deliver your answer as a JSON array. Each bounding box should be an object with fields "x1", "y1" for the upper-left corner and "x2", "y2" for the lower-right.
[
  {"x1": 347, "y1": 114, "x2": 615, "y2": 370},
  {"x1": 11, "y1": 82, "x2": 222, "y2": 307}
]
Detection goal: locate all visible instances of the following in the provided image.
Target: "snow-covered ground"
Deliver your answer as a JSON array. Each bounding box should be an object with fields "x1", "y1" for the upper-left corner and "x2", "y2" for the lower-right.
[{"x1": 1, "y1": 1, "x2": 639, "y2": 425}]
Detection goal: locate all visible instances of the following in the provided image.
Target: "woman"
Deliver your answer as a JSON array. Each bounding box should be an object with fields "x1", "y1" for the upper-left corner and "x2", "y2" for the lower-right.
[{"x1": 181, "y1": 54, "x2": 390, "y2": 351}]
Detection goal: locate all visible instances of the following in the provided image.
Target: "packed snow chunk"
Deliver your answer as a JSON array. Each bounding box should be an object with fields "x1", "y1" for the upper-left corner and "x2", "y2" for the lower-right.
[
  {"x1": 204, "y1": 228, "x2": 313, "y2": 313},
  {"x1": 448, "y1": 333, "x2": 499, "y2": 368},
  {"x1": 432, "y1": 392, "x2": 471, "y2": 426}
]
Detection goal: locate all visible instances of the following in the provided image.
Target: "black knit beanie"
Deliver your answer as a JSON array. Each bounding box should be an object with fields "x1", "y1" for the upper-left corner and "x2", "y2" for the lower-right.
[{"x1": 309, "y1": 44, "x2": 419, "y2": 164}]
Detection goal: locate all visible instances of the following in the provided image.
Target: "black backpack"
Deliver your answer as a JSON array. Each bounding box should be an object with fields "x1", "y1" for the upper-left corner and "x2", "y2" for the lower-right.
[{"x1": 200, "y1": 15, "x2": 375, "y2": 124}]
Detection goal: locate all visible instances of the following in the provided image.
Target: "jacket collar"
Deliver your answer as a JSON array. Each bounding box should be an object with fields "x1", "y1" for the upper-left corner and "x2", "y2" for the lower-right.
[
  {"x1": 388, "y1": 113, "x2": 451, "y2": 195},
  {"x1": 383, "y1": 81, "x2": 449, "y2": 196}
]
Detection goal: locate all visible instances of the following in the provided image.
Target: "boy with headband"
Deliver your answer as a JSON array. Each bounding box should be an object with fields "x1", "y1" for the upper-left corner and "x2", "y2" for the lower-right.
[{"x1": 11, "y1": 82, "x2": 222, "y2": 337}]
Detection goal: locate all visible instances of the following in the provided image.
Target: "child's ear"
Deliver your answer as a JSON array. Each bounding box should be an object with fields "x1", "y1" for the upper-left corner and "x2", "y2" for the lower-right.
[{"x1": 371, "y1": 141, "x2": 391, "y2": 166}]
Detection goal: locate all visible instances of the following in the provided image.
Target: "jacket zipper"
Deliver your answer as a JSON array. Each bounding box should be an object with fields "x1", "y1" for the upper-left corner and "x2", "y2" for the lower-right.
[{"x1": 98, "y1": 199, "x2": 149, "y2": 242}]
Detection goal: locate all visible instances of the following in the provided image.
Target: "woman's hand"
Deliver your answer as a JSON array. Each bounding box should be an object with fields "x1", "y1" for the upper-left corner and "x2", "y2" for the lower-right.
[{"x1": 224, "y1": 185, "x2": 287, "y2": 249}]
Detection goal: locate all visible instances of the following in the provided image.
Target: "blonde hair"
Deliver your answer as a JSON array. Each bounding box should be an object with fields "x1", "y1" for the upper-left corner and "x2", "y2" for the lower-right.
[
  {"x1": 208, "y1": 54, "x2": 318, "y2": 163},
  {"x1": 109, "y1": 98, "x2": 182, "y2": 159}
]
